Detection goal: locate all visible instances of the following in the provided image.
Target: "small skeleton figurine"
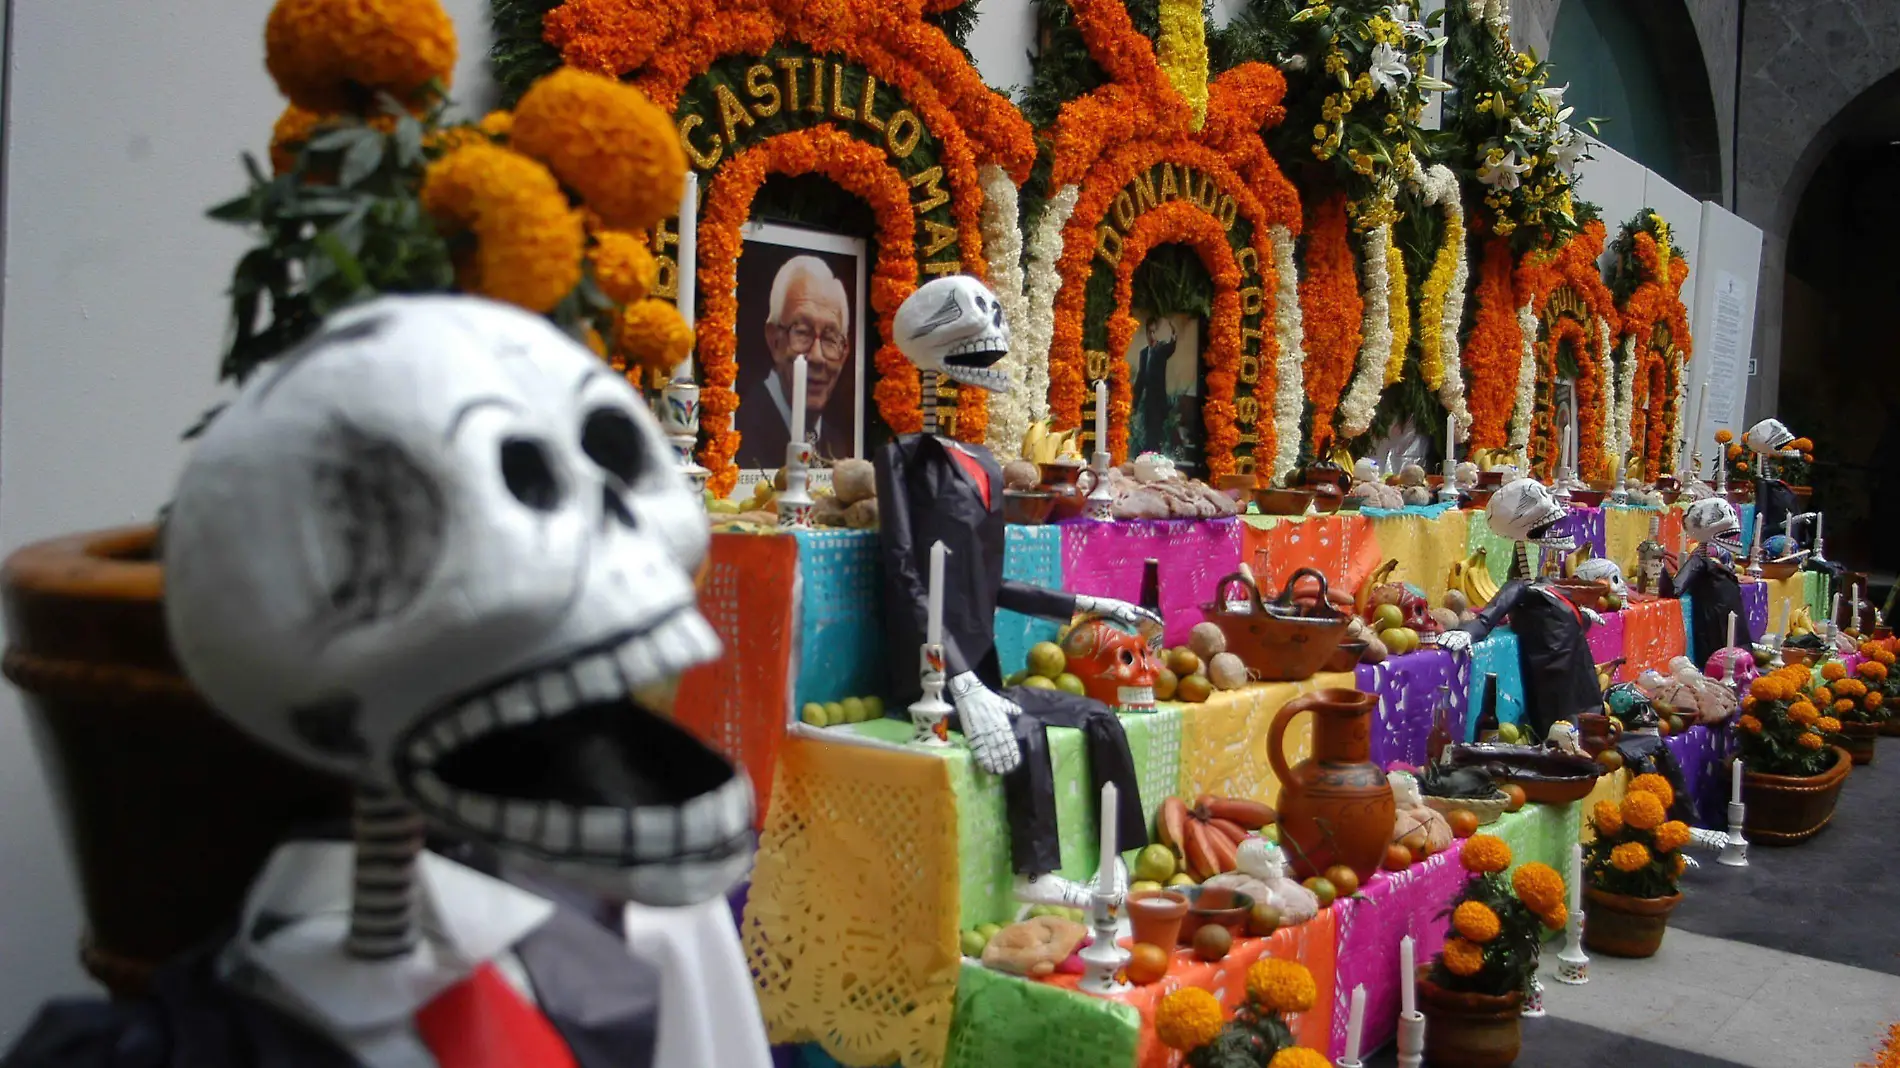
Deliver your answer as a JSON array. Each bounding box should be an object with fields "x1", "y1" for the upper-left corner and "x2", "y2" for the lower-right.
[
  {"x1": 1573, "y1": 557, "x2": 1628, "y2": 604},
  {"x1": 1661, "y1": 497, "x2": 1756, "y2": 669},
  {"x1": 1743, "y1": 418, "x2": 1802, "y2": 546},
  {"x1": 8, "y1": 297, "x2": 771, "y2": 1068},
  {"x1": 1444, "y1": 480, "x2": 1606, "y2": 739},
  {"x1": 1546, "y1": 721, "x2": 1584, "y2": 757},
  {"x1": 876, "y1": 276, "x2": 1151, "y2": 907}
]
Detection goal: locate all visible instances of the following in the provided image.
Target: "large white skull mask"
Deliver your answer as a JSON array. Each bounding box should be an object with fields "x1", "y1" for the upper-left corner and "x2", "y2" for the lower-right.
[
  {"x1": 1573, "y1": 557, "x2": 1627, "y2": 601},
  {"x1": 1485, "y1": 477, "x2": 1570, "y2": 547},
  {"x1": 1743, "y1": 418, "x2": 1796, "y2": 456},
  {"x1": 893, "y1": 275, "x2": 1011, "y2": 392},
  {"x1": 1684, "y1": 497, "x2": 1744, "y2": 557},
  {"x1": 163, "y1": 295, "x2": 752, "y2": 906}
]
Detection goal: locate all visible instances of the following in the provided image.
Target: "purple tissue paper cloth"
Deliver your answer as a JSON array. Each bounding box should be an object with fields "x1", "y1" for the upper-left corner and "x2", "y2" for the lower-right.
[
  {"x1": 1329, "y1": 839, "x2": 1469, "y2": 1060},
  {"x1": 1355, "y1": 647, "x2": 1471, "y2": 769},
  {"x1": 1060, "y1": 517, "x2": 1242, "y2": 647}
]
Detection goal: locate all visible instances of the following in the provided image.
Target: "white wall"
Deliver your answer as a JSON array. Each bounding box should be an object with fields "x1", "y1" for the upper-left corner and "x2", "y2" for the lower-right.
[{"x1": 0, "y1": 0, "x2": 497, "y2": 1041}]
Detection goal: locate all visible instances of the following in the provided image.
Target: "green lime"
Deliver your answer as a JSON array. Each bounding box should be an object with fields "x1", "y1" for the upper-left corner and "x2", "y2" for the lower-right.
[
  {"x1": 802, "y1": 702, "x2": 829, "y2": 727},
  {"x1": 1023, "y1": 675, "x2": 1058, "y2": 690},
  {"x1": 1055, "y1": 673, "x2": 1088, "y2": 696},
  {"x1": 864, "y1": 695, "x2": 885, "y2": 718},
  {"x1": 960, "y1": 930, "x2": 987, "y2": 957},
  {"x1": 1027, "y1": 642, "x2": 1067, "y2": 679},
  {"x1": 840, "y1": 696, "x2": 867, "y2": 723},
  {"x1": 824, "y1": 702, "x2": 846, "y2": 724}
]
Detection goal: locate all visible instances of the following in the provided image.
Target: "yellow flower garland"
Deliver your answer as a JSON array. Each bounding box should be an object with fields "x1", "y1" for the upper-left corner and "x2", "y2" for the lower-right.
[
  {"x1": 1155, "y1": 0, "x2": 1209, "y2": 131},
  {"x1": 1418, "y1": 205, "x2": 1464, "y2": 390},
  {"x1": 1383, "y1": 227, "x2": 1410, "y2": 386}
]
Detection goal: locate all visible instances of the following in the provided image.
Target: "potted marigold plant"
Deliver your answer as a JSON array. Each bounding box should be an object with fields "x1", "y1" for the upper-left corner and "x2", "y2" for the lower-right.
[
  {"x1": 1417, "y1": 834, "x2": 1567, "y2": 1068},
  {"x1": 0, "y1": 0, "x2": 691, "y2": 995},
  {"x1": 1861, "y1": 641, "x2": 1900, "y2": 737},
  {"x1": 1582, "y1": 774, "x2": 1691, "y2": 957},
  {"x1": 1735, "y1": 663, "x2": 1853, "y2": 843},
  {"x1": 1820, "y1": 659, "x2": 1888, "y2": 765},
  {"x1": 1154, "y1": 960, "x2": 1325, "y2": 1067}
]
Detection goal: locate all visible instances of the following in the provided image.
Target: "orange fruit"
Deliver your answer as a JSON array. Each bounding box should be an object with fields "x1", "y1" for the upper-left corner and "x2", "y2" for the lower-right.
[
  {"x1": 1446, "y1": 809, "x2": 1480, "y2": 839},
  {"x1": 1125, "y1": 942, "x2": 1170, "y2": 984},
  {"x1": 1384, "y1": 843, "x2": 1414, "y2": 870},
  {"x1": 1322, "y1": 864, "x2": 1361, "y2": 898},
  {"x1": 1193, "y1": 923, "x2": 1232, "y2": 962},
  {"x1": 1303, "y1": 876, "x2": 1337, "y2": 908},
  {"x1": 1248, "y1": 903, "x2": 1284, "y2": 937},
  {"x1": 1596, "y1": 749, "x2": 1626, "y2": 772},
  {"x1": 1176, "y1": 674, "x2": 1214, "y2": 703},
  {"x1": 1501, "y1": 784, "x2": 1527, "y2": 812}
]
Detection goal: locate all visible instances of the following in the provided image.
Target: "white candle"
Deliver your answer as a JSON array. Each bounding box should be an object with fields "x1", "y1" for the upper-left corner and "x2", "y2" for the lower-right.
[
  {"x1": 1691, "y1": 382, "x2": 1708, "y2": 472},
  {"x1": 1833, "y1": 592, "x2": 1843, "y2": 631},
  {"x1": 1732, "y1": 757, "x2": 1744, "y2": 803},
  {"x1": 1814, "y1": 513, "x2": 1824, "y2": 550},
  {"x1": 1750, "y1": 510, "x2": 1763, "y2": 559},
  {"x1": 1344, "y1": 984, "x2": 1367, "y2": 1061},
  {"x1": 1852, "y1": 583, "x2": 1863, "y2": 630},
  {"x1": 677, "y1": 172, "x2": 698, "y2": 373},
  {"x1": 1726, "y1": 611, "x2": 1737, "y2": 653},
  {"x1": 1098, "y1": 780, "x2": 1118, "y2": 884},
  {"x1": 790, "y1": 355, "x2": 808, "y2": 447},
  {"x1": 1569, "y1": 842, "x2": 1583, "y2": 913},
  {"x1": 1094, "y1": 380, "x2": 1109, "y2": 456},
  {"x1": 1400, "y1": 936, "x2": 1416, "y2": 1016},
  {"x1": 1446, "y1": 412, "x2": 1456, "y2": 467},
  {"x1": 926, "y1": 540, "x2": 946, "y2": 649}
]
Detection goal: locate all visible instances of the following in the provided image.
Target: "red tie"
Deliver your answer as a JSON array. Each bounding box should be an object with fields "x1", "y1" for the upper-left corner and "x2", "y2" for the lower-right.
[
  {"x1": 414, "y1": 963, "x2": 577, "y2": 1068},
  {"x1": 945, "y1": 444, "x2": 992, "y2": 508}
]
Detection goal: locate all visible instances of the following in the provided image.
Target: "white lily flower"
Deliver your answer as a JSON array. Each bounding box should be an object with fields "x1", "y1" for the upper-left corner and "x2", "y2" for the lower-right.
[
  {"x1": 1417, "y1": 74, "x2": 1453, "y2": 92},
  {"x1": 1556, "y1": 106, "x2": 1575, "y2": 123},
  {"x1": 1539, "y1": 82, "x2": 1569, "y2": 110},
  {"x1": 1369, "y1": 43, "x2": 1411, "y2": 96},
  {"x1": 1478, "y1": 150, "x2": 1530, "y2": 191},
  {"x1": 1551, "y1": 130, "x2": 1589, "y2": 175}
]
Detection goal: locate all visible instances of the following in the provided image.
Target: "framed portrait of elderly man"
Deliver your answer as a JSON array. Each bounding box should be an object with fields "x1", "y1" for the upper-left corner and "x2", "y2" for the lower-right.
[{"x1": 732, "y1": 222, "x2": 867, "y2": 480}]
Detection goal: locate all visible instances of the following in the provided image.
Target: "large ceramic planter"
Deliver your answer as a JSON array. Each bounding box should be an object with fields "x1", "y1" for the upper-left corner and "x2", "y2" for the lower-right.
[
  {"x1": 1740, "y1": 747, "x2": 1852, "y2": 845},
  {"x1": 2, "y1": 525, "x2": 350, "y2": 995},
  {"x1": 1582, "y1": 888, "x2": 1682, "y2": 958},
  {"x1": 1881, "y1": 715, "x2": 1900, "y2": 738},
  {"x1": 1417, "y1": 970, "x2": 1523, "y2": 1068},
  {"x1": 1839, "y1": 721, "x2": 1880, "y2": 765}
]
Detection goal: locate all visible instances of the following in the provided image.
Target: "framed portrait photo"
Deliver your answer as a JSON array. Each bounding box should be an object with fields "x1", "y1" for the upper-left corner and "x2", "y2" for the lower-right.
[
  {"x1": 1122, "y1": 310, "x2": 1205, "y2": 477},
  {"x1": 731, "y1": 221, "x2": 868, "y2": 496}
]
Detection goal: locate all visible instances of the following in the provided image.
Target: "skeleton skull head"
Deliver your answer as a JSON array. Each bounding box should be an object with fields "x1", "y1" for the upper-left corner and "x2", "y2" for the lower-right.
[
  {"x1": 1573, "y1": 557, "x2": 1627, "y2": 601},
  {"x1": 163, "y1": 295, "x2": 752, "y2": 906},
  {"x1": 1352, "y1": 457, "x2": 1381, "y2": 483},
  {"x1": 1743, "y1": 418, "x2": 1796, "y2": 456},
  {"x1": 1059, "y1": 616, "x2": 1162, "y2": 710},
  {"x1": 893, "y1": 275, "x2": 1011, "y2": 392},
  {"x1": 1485, "y1": 478, "x2": 1570, "y2": 548},
  {"x1": 1684, "y1": 497, "x2": 1744, "y2": 557}
]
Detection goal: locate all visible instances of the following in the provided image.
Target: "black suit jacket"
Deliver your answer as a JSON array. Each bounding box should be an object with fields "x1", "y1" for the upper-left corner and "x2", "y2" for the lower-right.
[
  {"x1": 875, "y1": 434, "x2": 1075, "y2": 707},
  {"x1": 734, "y1": 374, "x2": 855, "y2": 468},
  {"x1": 1458, "y1": 581, "x2": 1605, "y2": 738},
  {"x1": 1661, "y1": 548, "x2": 1751, "y2": 668}
]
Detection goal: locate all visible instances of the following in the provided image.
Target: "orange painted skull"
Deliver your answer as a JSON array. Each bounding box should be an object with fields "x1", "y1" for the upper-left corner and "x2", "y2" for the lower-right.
[{"x1": 1059, "y1": 616, "x2": 1161, "y2": 710}]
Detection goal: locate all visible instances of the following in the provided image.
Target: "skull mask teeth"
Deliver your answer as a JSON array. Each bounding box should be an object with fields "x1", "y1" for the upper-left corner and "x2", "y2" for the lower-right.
[
  {"x1": 1743, "y1": 418, "x2": 1797, "y2": 457},
  {"x1": 893, "y1": 275, "x2": 1012, "y2": 393},
  {"x1": 163, "y1": 295, "x2": 753, "y2": 906},
  {"x1": 1486, "y1": 478, "x2": 1570, "y2": 548},
  {"x1": 1684, "y1": 498, "x2": 1744, "y2": 557}
]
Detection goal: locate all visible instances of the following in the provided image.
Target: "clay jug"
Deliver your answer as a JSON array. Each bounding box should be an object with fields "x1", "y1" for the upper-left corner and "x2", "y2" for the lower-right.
[
  {"x1": 1267, "y1": 688, "x2": 1394, "y2": 883},
  {"x1": 1577, "y1": 712, "x2": 1623, "y2": 757}
]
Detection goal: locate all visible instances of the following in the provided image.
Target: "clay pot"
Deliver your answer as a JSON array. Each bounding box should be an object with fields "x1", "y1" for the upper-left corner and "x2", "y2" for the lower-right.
[
  {"x1": 1268, "y1": 688, "x2": 1395, "y2": 883},
  {"x1": 2, "y1": 525, "x2": 351, "y2": 995},
  {"x1": 1127, "y1": 890, "x2": 1189, "y2": 951},
  {"x1": 1839, "y1": 721, "x2": 1880, "y2": 765},
  {"x1": 1881, "y1": 713, "x2": 1900, "y2": 738},
  {"x1": 1253, "y1": 487, "x2": 1314, "y2": 515},
  {"x1": 1576, "y1": 713, "x2": 1623, "y2": 757},
  {"x1": 1175, "y1": 885, "x2": 1253, "y2": 944},
  {"x1": 1417, "y1": 970, "x2": 1523, "y2": 1068},
  {"x1": 1002, "y1": 490, "x2": 1057, "y2": 525},
  {"x1": 1038, "y1": 461, "x2": 1092, "y2": 521},
  {"x1": 1741, "y1": 747, "x2": 1852, "y2": 845},
  {"x1": 1582, "y1": 888, "x2": 1682, "y2": 958}
]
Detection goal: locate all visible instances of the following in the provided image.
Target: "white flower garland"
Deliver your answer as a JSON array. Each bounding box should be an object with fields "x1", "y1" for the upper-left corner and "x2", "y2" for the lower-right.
[
  {"x1": 1021, "y1": 185, "x2": 1078, "y2": 429},
  {"x1": 1669, "y1": 350, "x2": 1688, "y2": 474},
  {"x1": 1594, "y1": 316, "x2": 1614, "y2": 475},
  {"x1": 979, "y1": 165, "x2": 1031, "y2": 458},
  {"x1": 1611, "y1": 335, "x2": 1637, "y2": 469},
  {"x1": 1338, "y1": 223, "x2": 1393, "y2": 439},
  {"x1": 1415, "y1": 165, "x2": 1470, "y2": 441},
  {"x1": 1507, "y1": 301, "x2": 1537, "y2": 452},
  {"x1": 1269, "y1": 224, "x2": 1307, "y2": 483}
]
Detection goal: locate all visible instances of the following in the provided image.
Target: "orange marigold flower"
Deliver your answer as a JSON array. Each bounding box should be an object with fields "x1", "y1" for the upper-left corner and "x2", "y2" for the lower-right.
[
  {"x1": 1817, "y1": 716, "x2": 1843, "y2": 733},
  {"x1": 1591, "y1": 799, "x2": 1624, "y2": 834},
  {"x1": 1869, "y1": 693, "x2": 1885, "y2": 711},
  {"x1": 1837, "y1": 679, "x2": 1867, "y2": 698},
  {"x1": 1674, "y1": 853, "x2": 1687, "y2": 876},
  {"x1": 1247, "y1": 959, "x2": 1317, "y2": 1013},
  {"x1": 1859, "y1": 661, "x2": 1888, "y2": 682},
  {"x1": 1610, "y1": 841, "x2": 1652, "y2": 872},
  {"x1": 511, "y1": 68, "x2": 684, "y2": 233},
  {"x1": 1270, "y1": 1050, "x2": 1333, "y2": 1068},
  {"x1": 265, "y1": 0, "x2": 456, "y2": 114},
  {"x1": 1453, "y1": 901, "x2": 1502, "y2": 944},
  {"x1": 1749, "y1": 677, "x2": 1785, "y2": 701},
  {"x1": 1715, "y1": 429, "x2": 1733, "y2": 444},
  {"x1": 1789, "y1": 701, "x2": 1819, "y2": 726},
  {"x1": 1833, "y1": 699, "x2": 1856, "y2": 717},
  {"x1": 269, "y1": 105, "x2": 329, "y2": 176},
  {"x1": 1735, "y1": 461, "x2": 1750, "y2": 474},
  {"x1": 1739, "y1": 714, "x2": 1762, "y2": 733},
  {"x1": 1798, "y1": 732, "x2": 1825, "y2": 750},
  {"x1": 1654, "y1": 820, "x2": 1692, "y2": 853},
  {"x1": 1460, "y1": 834, "x2": 1512, "y2": 874},
  {"x1": 1441, "y1": 937, "x2": 1486, "y2": 977},
  {"x1": 1791, "y1": 437, "x2": 1813, "y2": 451},
  {"x1": 478, "y1": 111, "x2": 514, "y2": 138},
  {"x1": 1621, "y1": 790, "x2": 1666, "y2": 831},
  {"x1": 1727, "y1": 443, "x2": 1744, "y2": 460},
  {"x1": 1814, "y1": 686, "x2": 1833, "y2": 705},
  {"x1": 582, "y1": 324, "x2": 607, "y2": 358},
  {"x1": 1822, "y1": 662, "x2": 1847, "y2": 682},
  {"x1": 590, "y1": 229, "x2": 658, "y2": 305},
  {"x1": 1512, "y1": 862, "x2": 1567, "y2": 915},
  {"x1": 616, "y1": 298, "x2": 695, "y2": 374},
  {"x1": 1629, "y1": 774, "x2": 1675, "y2": 808},
  {"x1": 1541, "y1": 904, "x2": 1568, "y2": 930},
  {"x1": 1155, "y1": 988, "x2": 1225, "y2": 1051},
  {"x1": 420, "y1": 143, "x2": 584, "y2": 314}
]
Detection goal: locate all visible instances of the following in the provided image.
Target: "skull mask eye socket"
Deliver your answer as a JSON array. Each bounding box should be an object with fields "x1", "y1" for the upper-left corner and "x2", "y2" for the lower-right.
[
  {"x1": 501, "y1": 437, "x2": 563, "y2": 511},
  {"x1": 1118, "y1": 648, "x2": 1135, "y2": 666},
  {"x1": 582, "y1": 407, "x2": 649, "y2": 486}
]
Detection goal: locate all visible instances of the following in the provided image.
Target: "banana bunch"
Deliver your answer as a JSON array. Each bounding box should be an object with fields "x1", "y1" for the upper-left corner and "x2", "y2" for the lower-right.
[
  {"x1": 1448, "y1": 547, "x2": 1500, "y2": 608},
  {"x1": 1473, "y1": 448, "x2": 1522, "y2": 472},
  {"x1": 1021, "y1": 420, "x2": 1084, "y2": 464},
  {"x1": 1356, "y1": 559, "x2": 1400, "y2": 617},
  {"x1": 1787, "y1": 606, "x2": 1815, "y2": 638}
]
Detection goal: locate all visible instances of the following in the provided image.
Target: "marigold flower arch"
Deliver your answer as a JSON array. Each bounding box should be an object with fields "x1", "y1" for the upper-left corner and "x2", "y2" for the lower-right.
[
  {"x1": 1515, "y1": 220, "x2": 1619, "y2": 481},
  {"x1": 1615, "y1": 226, "x2": 1694, "y2": 480}
]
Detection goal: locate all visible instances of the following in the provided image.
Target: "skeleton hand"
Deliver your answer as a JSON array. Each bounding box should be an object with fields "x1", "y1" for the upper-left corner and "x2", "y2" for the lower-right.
[
  {"x1": 948, "y1": 672, "x2": 1021, "y2": 775},
  {"x1": 1582, "y1": 608, "x2": 1605, "y2": 628},
  {"x1": 1437, "y1": 629, "x2": 1473, "y2": 655},
  {"x1": 1075, "y1": 595, "x2": 1165, "y2": 645}
]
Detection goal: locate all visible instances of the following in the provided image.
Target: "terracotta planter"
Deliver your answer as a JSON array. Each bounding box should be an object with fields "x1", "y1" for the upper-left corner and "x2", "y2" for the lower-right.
[
  {"x1": 2, "y1": 525, "x2": 350, "y2": 995},
  {"x1": 1582, "y1": 888, "x2": 1682, "y2": 958},
  {"x1": 1741, "y1": 747, "x2": 1852, "y2": 845},
  {"x1": 1126, "y1": 890, "x2": 1188, "y2": 951},
  {"x1": 1417, "y1": 970, "x2": 1523, "y2": 1068},
  {"x1": 1839, "y1": 721, "x2": 1880, "y2": 765}
]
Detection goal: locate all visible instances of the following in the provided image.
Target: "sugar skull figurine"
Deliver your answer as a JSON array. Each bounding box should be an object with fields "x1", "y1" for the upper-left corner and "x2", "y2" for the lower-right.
[
  {"x1": 1661, "y1": 497, "x2": 1755, "y2": 669},
  {"x1": 7, "y1": 296, "x2": 772, "y2": 1068},
  {"x1": 1444, "y1": 479, "x2": 1606, "y2": 739},
  {"x1": 1060, "y1": 615, "x2": 1164, "y2": 711},
  {"x1": 876, "y1": 276, "x2": 1153, "y2": 907}
]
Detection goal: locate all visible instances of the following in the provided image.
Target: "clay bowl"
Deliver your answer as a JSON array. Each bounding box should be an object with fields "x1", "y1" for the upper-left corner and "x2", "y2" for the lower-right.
[
  {"x1": 1779, "y1": 645, "x2": 1818, "y2": 668},
  {"x1": 1176, "y1": 886, "x2": 1254, "y2": 944},
  {"x1": 1545, "y1": 579, "x2": 1611, "y2": 611},
  {"x1": 1325, "y1": 639, "x2": 1369, "y2": 673},
  {"x1": 1477, "y1": 470, "x2": 1506, "y2": 488},
  {"x1": 1216, "y1": 473, "x2": 1258, "y2": 502},
  {"x1": 1568, "y1": 489, "x2": 1606, "y2": 507},
  {"x1": 1253, "y1": 487, "x2": 1315, "y2": 516},
  {"x1": 1309, "y1": 489, "x2": 1344, "y2": 514},
  {"x1": 1760, "y1": 560, "x2": 1801, "y2": 581},
  {"x1": 1003, "y1": 490, "x2": 1057, "y2": 525}
]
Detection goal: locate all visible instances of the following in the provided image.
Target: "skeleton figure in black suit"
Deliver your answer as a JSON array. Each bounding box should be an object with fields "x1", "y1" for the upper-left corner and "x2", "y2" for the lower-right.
[{"x1": 876, "y1": 276, "x2": 1153, "y2": 906}]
